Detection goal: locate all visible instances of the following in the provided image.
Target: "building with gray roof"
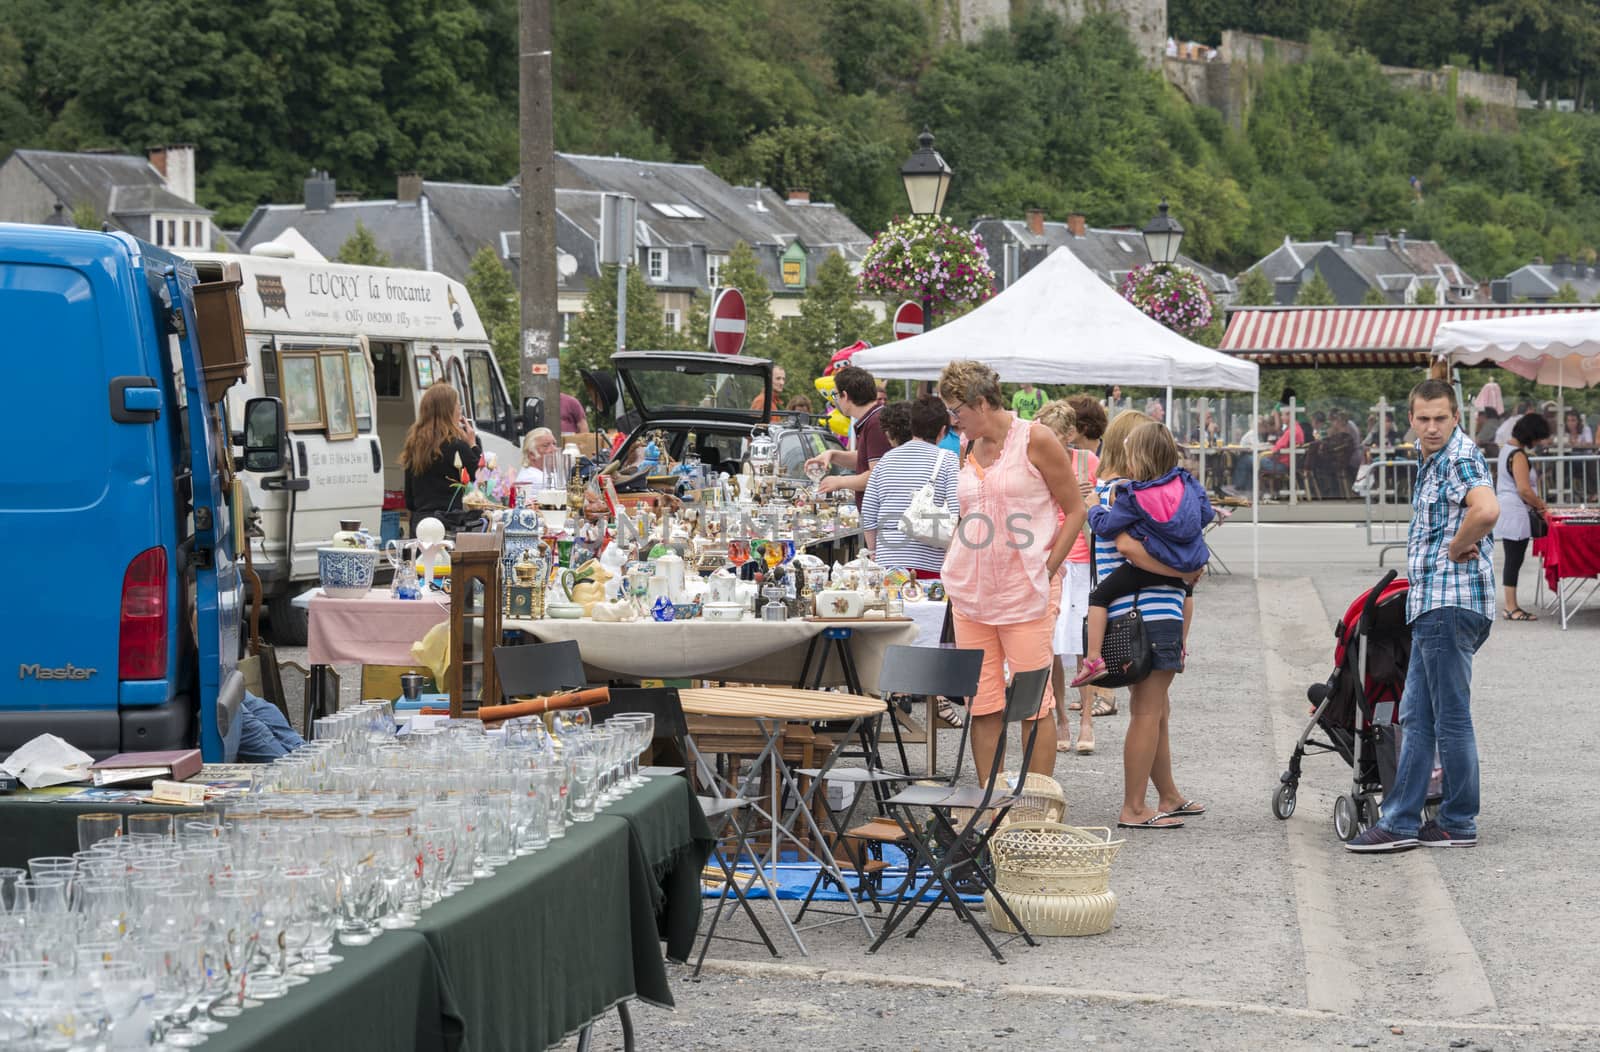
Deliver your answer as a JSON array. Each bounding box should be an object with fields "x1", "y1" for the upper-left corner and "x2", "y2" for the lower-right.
[
  {"x1": 1244, "y1": 231, "x2": 1476, "y2": 305},
  {"x1": 973, "y1": 210, "x2": 1237, "y2": 304},
  {"x1": 1499, "y1": 257, "x2": 1600, "y2": 303},
  {"x1": 0, "y1": 146, "x2": 214, "y2": 250}
]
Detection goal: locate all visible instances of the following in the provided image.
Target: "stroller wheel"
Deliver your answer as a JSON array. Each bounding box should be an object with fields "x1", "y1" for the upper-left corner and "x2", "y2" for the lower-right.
[
  {"x1": 1333, "y1": 794, "x2": 1360, "y2": 841},
  {"x1": 1271, "y1": 782, "x2": 1296, "y2": 820}
]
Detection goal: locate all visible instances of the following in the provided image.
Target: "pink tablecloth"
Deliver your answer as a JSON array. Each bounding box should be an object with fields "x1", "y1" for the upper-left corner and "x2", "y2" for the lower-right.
[
  {"x1": 1535, "y1": 517, "x2": 1600, "y2": 591},
  {"x1": 307, "y1": 591, "x2": 452, "y2": 665}
]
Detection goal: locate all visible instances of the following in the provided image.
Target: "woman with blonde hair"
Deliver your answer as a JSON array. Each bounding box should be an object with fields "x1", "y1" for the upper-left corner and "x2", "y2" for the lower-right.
[
  {"x1": 939, "y1": 361, "x2": 1087, "y2": 781},
  {"x1": 1088, "y1": 411, "x2": 1203, "y2": 829},
  {"x1": 401, "y1": 383, "x2": 481, "y2": 535}
]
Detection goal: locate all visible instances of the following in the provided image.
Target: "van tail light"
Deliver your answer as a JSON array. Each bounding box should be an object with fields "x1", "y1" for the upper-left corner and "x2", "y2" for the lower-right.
[{"x1": 119, "y1": 547, "x2": 168, "y2": 680}]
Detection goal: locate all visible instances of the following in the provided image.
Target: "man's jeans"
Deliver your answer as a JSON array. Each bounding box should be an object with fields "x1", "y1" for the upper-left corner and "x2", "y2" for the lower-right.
[
  {"x1": 1379, "y1": 606, "x2": 1492, "y2": 838},
  {"x1": 237, "y1": 692, "x2": 305, "y2": 763},
  {"x1": 1233, "y1": 453, "x2": 1287, "y2": 491}
]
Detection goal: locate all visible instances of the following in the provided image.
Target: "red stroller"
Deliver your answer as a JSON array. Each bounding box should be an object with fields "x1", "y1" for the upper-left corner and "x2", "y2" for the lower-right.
[{"x1": 1271, "y1": 570, "x2": 1438, "y2": 840}]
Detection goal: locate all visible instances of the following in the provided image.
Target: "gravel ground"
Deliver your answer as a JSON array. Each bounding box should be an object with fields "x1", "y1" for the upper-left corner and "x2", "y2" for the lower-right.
[{"x1": 267, "y1": 523, "x2": 1600, "y2": 1050}]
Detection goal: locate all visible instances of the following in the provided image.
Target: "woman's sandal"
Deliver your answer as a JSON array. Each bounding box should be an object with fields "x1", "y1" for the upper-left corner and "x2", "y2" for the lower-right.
[
  {"x1": 1069, "y1": 657, "x2": 1107, "y2": 688},
  {"x1": 1090, "y1": 693, "x2": 1118, "y2": 718},
  {"x1": 936, "y1": 698, "x2": 968, "y2": 728},
  {"x1": 1504, "y1": 607, "x2": 1538, "y2": 622}
]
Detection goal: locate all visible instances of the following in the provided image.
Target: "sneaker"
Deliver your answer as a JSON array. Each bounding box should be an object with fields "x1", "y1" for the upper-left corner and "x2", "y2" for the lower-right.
[
  {"x1": 1344, "y1": 826, "x2": 1417, "y2": 853},
  {"x1": 1417, "y1": 820, "x2": 1477, "y2": 848}
]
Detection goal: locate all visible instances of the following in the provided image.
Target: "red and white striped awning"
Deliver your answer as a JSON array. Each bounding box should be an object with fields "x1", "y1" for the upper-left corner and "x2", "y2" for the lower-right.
[{"x1": 1221, "y1": 306, "x2": 1596, "y2": 366}]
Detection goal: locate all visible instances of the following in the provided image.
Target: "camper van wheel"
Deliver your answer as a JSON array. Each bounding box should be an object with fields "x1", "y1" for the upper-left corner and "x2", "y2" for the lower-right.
[
  {"x1": 1271, "y1": 782, "x2": 1296, "y2": 820},
  {"x1": 267, "y1": 592, "x2": 310, "y2": 646},
  {"x1": 1332, "y1": 794, "x2": 1360, "y2": 841}
]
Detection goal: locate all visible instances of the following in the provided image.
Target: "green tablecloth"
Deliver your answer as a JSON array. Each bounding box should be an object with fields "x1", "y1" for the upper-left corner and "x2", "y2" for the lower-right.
[
  {"x1": 205, "y1": 933, "x2": 459, "y2": 1052},
  {"x1": 0, "y1": 797, "x2": 198, "y2": 868},
  {"x1": 601, "y1": 774, "x2": 714, "y2": 963}
]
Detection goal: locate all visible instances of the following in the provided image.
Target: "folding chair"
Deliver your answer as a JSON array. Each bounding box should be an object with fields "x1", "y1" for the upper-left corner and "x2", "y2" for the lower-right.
[
  {"x1": 794, "y1": 646, "x2": 984, "y2": 919},
  {"x1": 493, "y1": 639, "x2": 587, "y2": 697},
  {"x1": 1204, "y1": 505, "x2": 1234, "y2": 576},
  {"x1": 866, "y1": 666, "x2": 1051, "y2": 964}
]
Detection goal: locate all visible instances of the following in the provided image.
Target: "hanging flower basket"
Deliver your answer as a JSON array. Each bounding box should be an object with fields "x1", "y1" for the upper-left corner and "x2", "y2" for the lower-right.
[
  {"x1": 1119, "y1": 262, "x2": 1215, "y2": 339},
  {"x1": 858, "y1": 214, "x2": 995, "y2": 317}
]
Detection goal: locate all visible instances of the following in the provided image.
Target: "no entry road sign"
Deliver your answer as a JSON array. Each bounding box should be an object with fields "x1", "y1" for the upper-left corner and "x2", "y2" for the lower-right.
[
  {"x1": 893, "y1": 300, "x2": 924, "y2": 340},
  {"x1": 709, "y1": 288, "x2": 747, "y2": 355}
]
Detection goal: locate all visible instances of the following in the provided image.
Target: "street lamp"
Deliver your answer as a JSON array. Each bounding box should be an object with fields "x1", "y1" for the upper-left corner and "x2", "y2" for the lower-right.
[
  {"x1": 1142, "y1": 199, "x2": 1185, "y2": 265},
  {"x1": 901, "y1": 128, "x2": 952, "y2": 217}
]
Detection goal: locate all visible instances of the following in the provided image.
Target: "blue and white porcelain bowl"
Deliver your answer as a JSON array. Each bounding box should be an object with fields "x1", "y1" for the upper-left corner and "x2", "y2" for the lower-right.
[{"x1": 318, "y1": 546, "x2": 380, "y2": 599}]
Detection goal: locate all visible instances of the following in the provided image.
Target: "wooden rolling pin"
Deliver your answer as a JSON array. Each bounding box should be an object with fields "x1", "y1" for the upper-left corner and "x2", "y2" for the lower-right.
[{"x1": 477, "y1": 686, "x2": 610, "y2": 724}]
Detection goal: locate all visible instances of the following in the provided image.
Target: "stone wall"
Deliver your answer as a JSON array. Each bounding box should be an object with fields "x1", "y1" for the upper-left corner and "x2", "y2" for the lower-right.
[{"x1": 944, "y1": 0, "x2": 1167, "y2": 69}]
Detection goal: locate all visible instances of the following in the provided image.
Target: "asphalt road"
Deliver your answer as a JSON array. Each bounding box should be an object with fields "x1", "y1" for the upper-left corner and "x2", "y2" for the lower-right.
[{"x1": 272, "y1": 524, "x2": 1600, "y2": 1049}]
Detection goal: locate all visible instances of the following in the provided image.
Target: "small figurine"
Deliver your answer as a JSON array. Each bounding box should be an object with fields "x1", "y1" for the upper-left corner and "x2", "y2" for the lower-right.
[{"x1": 651, "y1": 596, "x2": 676, "y2": 622}]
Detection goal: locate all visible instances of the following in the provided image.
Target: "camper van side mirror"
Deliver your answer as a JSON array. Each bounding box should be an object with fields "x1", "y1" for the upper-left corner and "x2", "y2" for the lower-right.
[
  {"x1": 522, "y1": 396, "x2": 545, "y2": 433},
  {"x1": 243, "y1": 397, "x2": 287, "y2": 473}
]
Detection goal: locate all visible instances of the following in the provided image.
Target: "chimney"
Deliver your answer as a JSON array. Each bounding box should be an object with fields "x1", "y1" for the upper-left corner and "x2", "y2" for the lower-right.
[
  {"x1": 397, "y1": 172, "x2": 423, "y2": 204},
  {"x1": 1274, "y1": 276, "x2": 1301, "y2": 305},
  {"x1": 1334, "y1": 230, "x2": 1353, "y2": 250},
  {"x1": 1025, "y1": 207, "x2": 1046, "y2": 236},
  {"x1": 148, "y1": 144, "x2": 196, "y2": 204},
  {"x1": 303, "y1": 169, "x2": 336, "y2": 212},
  {"x1": 1397, "y1": 228, "x2": 1408, "y2": 251},
  {"x1": 1066, "y1": 212, "x2": 1086, "y2": 238},
  {"x1": 1490, "y1": 278, "x2": 1511, "y2": 304},
  {"x1": 1553, "y1": 253, "x2": 1572, "y2": 279},
  {"x1": 1375, "y1": 231, "x2": 1390, "y2": 249},
  {"x1": 786, "y1": 187, "x2": 810, "y2": 204}
]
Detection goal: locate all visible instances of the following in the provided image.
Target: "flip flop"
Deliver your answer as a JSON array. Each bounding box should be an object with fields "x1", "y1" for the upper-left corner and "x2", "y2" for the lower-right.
[
  {"x1": 1166, "y1": 800, "x2": 1205, "y2": 816},
  {"x1": 1116, "y1": 814, "x2": 1184, "y2": 830}
]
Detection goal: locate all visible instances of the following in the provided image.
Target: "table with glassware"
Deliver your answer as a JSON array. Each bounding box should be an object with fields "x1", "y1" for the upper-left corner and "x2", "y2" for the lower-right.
[{"x1": 0, "y1": 703, "x2": 710, "y2": 1052}]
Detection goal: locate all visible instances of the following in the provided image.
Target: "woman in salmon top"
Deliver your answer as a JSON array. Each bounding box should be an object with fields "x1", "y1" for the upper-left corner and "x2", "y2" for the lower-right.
[{"x1": 938, "y1": 361, "x2": 1086, "y2": 782}]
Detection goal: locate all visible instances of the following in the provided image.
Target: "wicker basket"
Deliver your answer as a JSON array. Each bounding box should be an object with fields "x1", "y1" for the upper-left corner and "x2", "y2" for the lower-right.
[
  {"x1": 999, "y1": 772, "x2": 1067, "y2": 826},
  {"x1": 985, "y1": 822, "x2": 1124, "y2": 937}
]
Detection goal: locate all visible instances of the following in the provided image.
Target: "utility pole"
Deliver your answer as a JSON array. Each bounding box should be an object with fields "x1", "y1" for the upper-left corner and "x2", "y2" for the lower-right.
[{"x1": 519, "y1": 0, "x2": 560, "y2": 440}]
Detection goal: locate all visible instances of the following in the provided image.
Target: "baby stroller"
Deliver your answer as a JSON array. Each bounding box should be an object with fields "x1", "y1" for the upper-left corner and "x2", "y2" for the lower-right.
[{"x1": 1271, "y1": 570, "x2": 1438, "y2": 841}]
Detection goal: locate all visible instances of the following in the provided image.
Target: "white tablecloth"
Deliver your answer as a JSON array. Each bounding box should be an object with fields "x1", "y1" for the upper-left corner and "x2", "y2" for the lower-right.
[
  {"x1": 502, "y1": 617, "x2": 919, "y2": 687},
  {"x1": 902, "y1": 600, "x2": 949, "y2": 648}
]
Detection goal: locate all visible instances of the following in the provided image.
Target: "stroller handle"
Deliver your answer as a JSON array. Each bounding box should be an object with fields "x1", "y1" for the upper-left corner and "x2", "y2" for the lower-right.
[{"x1": 1359, "y1": 569, "x2": 1399, "y2": 634}]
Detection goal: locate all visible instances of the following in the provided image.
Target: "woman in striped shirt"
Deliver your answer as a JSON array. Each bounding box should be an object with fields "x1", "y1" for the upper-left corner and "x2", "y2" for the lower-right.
[
  {"x1": 861, "y1": 397, "x2": 959, "y2": 578},
  {"x1": 1094, "y1": 411, "x2": 1202, "y2": 830}
]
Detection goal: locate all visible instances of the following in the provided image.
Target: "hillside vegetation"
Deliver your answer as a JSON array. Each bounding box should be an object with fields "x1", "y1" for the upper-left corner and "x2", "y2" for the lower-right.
[{"x1": 4, "y1": 0, "x2": 1600, "y2": 282}]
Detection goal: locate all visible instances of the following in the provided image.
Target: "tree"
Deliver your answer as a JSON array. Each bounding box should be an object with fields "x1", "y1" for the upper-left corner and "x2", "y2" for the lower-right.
[
  {"x1": 464, "y1": 246, "x2": 519, "y2": 390},
  {"x1": 1553, "y1": 281, "x2": 1582, "y2": 302},
  {"x1": 781, "y1": 252, "x2": 887, "y2": 382},
  {"x1": 1235, "y1": 269, "x2": 1275, "y2": 306},
  {"x1": 562, "y1": 264, "x2": 668, "y2": 395},
  {"x1": 337, "y1": 221, "x2": 391, "y2": 266},
  {"x1": 717, "y1": 241, "x2": 779, "y2": 358},
  {"x1": 1414, "y1": 282, "x2": 1439, "y2": 305},
  {"x1": 1295, "y1": 270, "x2": 1337, "y2": 305},
  {"x1": 1361, "y1": 286, "x2": 1389, "y2": 305}
]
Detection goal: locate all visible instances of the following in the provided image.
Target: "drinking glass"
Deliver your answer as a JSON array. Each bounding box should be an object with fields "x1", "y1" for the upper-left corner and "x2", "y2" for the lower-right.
[
  {"x1": 127, "y1": 813, "x2": 175, "y2": 842},
  {"x1": 25, "y1": 857, "x2": 75, "y2": 883},
  {"x1": 727, "y1": 538, "x2": 750, "y2": 570},
  {"x1": 568, "y1": 754, "x2": 601, "y2": 822},
  {"x1": 333, "y1": 829, "x2": 381, "y2": 946},
  {"x1": 0, "y1": 868, "x2": 23, "y2": 914},
  {"x1": 76, "y1": 813, "x2": 124, "y2": 854}
]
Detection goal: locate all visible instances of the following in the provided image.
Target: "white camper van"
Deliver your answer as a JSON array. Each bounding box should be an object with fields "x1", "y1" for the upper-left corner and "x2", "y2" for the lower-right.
[{"x1": 187, "y1": 248, "x2": 521, "y2": 642}]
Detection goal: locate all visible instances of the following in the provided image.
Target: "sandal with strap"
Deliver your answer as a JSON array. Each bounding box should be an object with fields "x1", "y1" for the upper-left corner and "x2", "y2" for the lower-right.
[
  {"x1": 1069, "y1": 657, "x2": 1107, "y2": 688},
  {"x1": 936, "y1": 697, "x2": 967, "y2": 728},
  {"x1": 1504, "y1": 607, "x2": 1538, "y2": 622},
  {"x1": 1090, "y1": 694, "x2": 1118, "y2": 718}
]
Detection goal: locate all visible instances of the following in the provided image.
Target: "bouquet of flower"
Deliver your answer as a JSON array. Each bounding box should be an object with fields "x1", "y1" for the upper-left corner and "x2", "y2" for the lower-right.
[
  {"x1": 1119, "y1": 263, "x2": 1215, "y2": 338},
  {"x1": 858, "y1": 215, "x2": 995, "y2": 317}
]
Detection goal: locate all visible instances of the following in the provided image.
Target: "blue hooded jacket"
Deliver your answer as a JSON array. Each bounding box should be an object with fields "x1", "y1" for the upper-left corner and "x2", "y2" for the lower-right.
[{"x1": 1087, "y1": 467, "x2": 1214, "y2": 573}]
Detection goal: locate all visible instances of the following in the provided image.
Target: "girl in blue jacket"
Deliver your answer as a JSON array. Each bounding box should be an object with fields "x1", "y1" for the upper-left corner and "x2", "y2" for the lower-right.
[{"x1": 1072, "y1": 421, "x2": 1214, "y2": 685}]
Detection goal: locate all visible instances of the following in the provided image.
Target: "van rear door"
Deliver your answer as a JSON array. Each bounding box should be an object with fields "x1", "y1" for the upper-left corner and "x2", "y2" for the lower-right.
[
  {"x1": 0, "y1": 229, "x2": 172, "y2": 752},
  {"x1": 275, "y1": 339, "x2": 383, "y2": 580}
]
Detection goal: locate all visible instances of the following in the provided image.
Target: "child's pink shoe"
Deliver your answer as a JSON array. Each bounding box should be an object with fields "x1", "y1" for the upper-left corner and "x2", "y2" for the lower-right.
[{"x1": 1070, "y1": 657, "x2": 1107, "y2": 688}]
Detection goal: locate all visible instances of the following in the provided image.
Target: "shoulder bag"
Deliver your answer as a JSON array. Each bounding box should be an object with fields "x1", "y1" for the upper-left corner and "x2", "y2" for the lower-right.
[
  {"x1": 900, "y1": 448, "x2": 956, "y2": 548},
  {"x1": 1085, "y1": 589, "x2": 1154, "y2": 688}
]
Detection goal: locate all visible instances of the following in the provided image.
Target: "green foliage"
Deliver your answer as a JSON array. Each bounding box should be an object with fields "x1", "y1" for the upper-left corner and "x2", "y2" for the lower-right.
[
  {"x1": 1361, "y1": 286, "x2": 1389, "y2": 304},
  {"x1": 858, "y1": 215, "x2": 994, "y2": 315},
  {"x1": 563, "y1": 264, "x2": 669, "y2": 394},
  {"x1": 1235, "y1": 269, "x2": 1275, "y2": 305},
  {"x1": 1413, "y1": 282, "x2": 1439, "y2": 304},
  {"x1": 1553, "y1": 280, "x2": 1583, "y2": 302},
  {"x1": 780, "y1": 253, "x2": 888, "y2": 382},
  {"x1": 464, "y1": 246, "x2": 519, "y2": 385},
  {"x1": 1295, "y1": 271, "x2": 1337, "y2": 305},
  {"x1": 719, "y1": 241, "x2": 779, "y2": 357},
  {"x1": 336, "y1": 221, "x2": 392, "y2": 266},
  {"x1": 71, "y1": 204, "x2": 99, "y2": 230}
]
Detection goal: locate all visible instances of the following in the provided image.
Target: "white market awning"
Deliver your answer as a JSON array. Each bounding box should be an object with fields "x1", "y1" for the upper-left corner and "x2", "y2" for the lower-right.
[{"x1": 1433, "y1": 310, "x2": 1600, "y2": 388}]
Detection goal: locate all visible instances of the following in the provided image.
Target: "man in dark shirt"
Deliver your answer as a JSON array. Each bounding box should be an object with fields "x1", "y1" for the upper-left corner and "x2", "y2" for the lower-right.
[{"x1": 805, "y1": 365, "x2": 887, "y2": 506}]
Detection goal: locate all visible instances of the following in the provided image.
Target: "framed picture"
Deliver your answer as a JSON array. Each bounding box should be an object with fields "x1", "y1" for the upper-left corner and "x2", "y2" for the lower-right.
[
  {"x1": 319, "y1": 352, "x2": 357, "y2": 440},
  {"x1": 280, "y1": 354, "x2": 324, "y2": 431},
  {"x1": 415, "y1": 355, "x2": 437, "y2": 391}
]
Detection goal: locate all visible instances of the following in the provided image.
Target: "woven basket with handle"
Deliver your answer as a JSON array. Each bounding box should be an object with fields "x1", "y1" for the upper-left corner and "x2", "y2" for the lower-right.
[{"x1": 983, "y1": 822, "x2": 1125, "y2": 936}]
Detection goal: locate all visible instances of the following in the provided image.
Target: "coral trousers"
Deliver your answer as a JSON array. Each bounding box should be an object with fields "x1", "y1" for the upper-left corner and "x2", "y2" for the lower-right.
[{"x1": 951, "y1": 605, "x2": 1057, "y2": 719}]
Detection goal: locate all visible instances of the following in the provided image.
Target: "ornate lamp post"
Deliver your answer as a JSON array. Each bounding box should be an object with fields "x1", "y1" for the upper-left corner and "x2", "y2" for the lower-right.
[
  {"x1": 1141, "y1": 199, "x2": 1185, "y2": 266},
  {"x1": 900, "y1": 128, "x2": 952, "y2": 218}
]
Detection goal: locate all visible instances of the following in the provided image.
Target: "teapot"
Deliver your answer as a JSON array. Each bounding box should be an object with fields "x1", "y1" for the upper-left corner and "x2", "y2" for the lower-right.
[
  {"x1": 707, "y1": 569, "x2": 739, "y2": 605},
  {"x1": 653, "y1": 549, "x2": 687, "y2": 600},
  {"x1": 560, "y1": 559, "x2": 612, "y2": 615}
]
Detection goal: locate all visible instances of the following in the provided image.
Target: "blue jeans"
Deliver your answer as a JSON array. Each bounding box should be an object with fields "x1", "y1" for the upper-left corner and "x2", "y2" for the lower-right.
[
  {"x1": 1379, "y1": 607, "x2": 1491, "y2": 837},
  {"x1": 237, "y1": 692, "x2": 305, "y2": 762},
  {"x1": 1232, "y1": 454, "x2": 1286, "y2": 491}
]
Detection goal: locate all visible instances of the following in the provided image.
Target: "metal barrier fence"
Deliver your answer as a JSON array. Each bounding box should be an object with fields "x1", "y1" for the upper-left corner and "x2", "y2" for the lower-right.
[{"x1": 1362, "y1": 450, "x2": 1600, "y2": 563}]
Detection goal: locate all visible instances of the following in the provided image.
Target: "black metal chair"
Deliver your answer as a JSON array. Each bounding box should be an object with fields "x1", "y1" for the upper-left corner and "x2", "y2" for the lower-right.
[
  {"x1": 492, "y1": 639, "x2": 586, "y2": 698},
  {"x1": 865, "y1": 666, "x2": 1051, "y2": 963}
]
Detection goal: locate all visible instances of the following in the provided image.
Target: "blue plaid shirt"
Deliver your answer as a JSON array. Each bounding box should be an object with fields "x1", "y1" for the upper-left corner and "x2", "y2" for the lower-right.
[{"x1": 1407, "y1": 428, "x2": 1496, "y2": 623}]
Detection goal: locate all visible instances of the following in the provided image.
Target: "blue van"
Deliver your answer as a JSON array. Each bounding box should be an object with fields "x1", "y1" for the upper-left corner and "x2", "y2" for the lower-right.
[{"x1": 0, "y1": 223, "x2": 287, "y2": 761}]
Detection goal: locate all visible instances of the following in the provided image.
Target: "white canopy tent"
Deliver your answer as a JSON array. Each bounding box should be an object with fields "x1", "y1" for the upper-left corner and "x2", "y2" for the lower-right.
[
  {"x1": 1433, "y1": 311, "x2": 1600, "y2": 388},
  {"x1": 852, "y1": 246, "x2": 1263, "y2": 575}
]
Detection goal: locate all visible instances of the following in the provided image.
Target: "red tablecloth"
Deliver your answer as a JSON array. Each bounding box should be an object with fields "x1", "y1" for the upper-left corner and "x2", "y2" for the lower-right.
[
  {"x1": 1534, "y1": 516, "x2": 1600, "y2": 591},
  {"x1": 308, "y1": 591, "x2": 451, "y2": 665}
]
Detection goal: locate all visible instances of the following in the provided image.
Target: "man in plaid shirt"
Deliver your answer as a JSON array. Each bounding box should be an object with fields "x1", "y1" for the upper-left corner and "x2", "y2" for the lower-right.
[{"x1": 1349, "y1": 379, "x2": 1499, "y2": 853}]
